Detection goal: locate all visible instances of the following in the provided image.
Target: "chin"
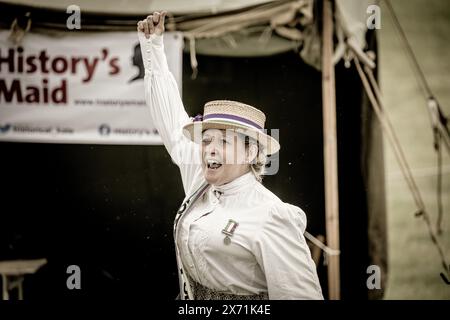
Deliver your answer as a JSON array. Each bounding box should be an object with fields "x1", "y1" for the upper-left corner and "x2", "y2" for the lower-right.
[
  {"x1": 204, "y1": 173, "x2": 220, "y2": 185},
  {"x1": 204, "y1": 176, "x2": 217, "y2": 184},
  {"x1": 203, "y1": 167, "x2": 223, "y2": 185}
]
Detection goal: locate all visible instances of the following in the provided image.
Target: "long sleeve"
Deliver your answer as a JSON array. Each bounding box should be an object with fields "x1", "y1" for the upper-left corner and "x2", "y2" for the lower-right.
[
  {"x1": 138, "y1": 31, "x2": 202, "y2": 195},
  {"x1": 253, "y1": 203, "x2": 324, "y2": 300}
]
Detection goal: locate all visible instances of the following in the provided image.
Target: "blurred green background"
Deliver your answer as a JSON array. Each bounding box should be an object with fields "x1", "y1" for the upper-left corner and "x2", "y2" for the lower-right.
[{"x1": 379, "y1": 0, "x2": 450, "y2": 299}]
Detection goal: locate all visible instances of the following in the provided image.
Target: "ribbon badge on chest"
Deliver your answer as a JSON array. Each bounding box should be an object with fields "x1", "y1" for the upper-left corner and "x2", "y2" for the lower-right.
[{"x1": 221, "y1": 219, "x2": 239, "y2": 245}]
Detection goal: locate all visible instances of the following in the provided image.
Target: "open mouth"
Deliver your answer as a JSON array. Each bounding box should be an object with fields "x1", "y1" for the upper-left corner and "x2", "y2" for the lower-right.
[{"x1": 206, "y1": 159, "x2": 223, "y2": 170}]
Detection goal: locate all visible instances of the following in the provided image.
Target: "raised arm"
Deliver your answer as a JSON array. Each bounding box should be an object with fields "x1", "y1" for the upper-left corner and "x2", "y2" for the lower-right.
[{"x1": 137, "y1": 12, "x2": 202, "y2": 195}]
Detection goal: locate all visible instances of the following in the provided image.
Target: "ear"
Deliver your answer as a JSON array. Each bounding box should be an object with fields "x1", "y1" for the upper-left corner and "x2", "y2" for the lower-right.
[{"x1": 246, "y1": 143, "x2": 258, "y2": 164}]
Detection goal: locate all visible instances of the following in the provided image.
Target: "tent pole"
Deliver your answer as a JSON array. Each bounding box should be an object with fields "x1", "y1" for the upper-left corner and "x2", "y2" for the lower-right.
[{"x1": 322, "y1": 0, "x2": 340, "y2": 300}]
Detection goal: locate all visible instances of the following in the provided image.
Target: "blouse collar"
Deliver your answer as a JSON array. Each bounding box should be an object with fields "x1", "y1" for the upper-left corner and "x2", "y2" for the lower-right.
[{"x1": 211, "y1": 171, "x2": 257, "y2": 197}]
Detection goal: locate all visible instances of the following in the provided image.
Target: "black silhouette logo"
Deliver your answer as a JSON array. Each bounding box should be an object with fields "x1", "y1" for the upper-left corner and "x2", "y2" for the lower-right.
[{"x1": 129, "y1": 43, "x2": 144, "y2": 83}]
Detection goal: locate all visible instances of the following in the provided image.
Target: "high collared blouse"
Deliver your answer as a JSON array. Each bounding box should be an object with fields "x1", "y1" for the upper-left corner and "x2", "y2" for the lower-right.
[{"x1": 139, "y1": 31, "x2": 323, "y2": 300}]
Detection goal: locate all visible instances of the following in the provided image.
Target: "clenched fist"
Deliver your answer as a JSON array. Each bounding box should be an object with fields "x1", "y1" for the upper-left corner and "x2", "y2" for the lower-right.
[{"x1": 137, "y1": 11, "x2": 167, "y2": 38}]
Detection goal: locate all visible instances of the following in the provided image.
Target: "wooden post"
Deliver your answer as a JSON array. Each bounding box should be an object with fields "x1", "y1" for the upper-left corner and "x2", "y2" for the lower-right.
[{"x1": 322, "y1": 0, "x2": 341, "y2": 300}]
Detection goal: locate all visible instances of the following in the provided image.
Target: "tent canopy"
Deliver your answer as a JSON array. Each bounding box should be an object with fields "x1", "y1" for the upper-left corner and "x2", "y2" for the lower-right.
[
  {"x1": 1, "y1": 0, "x2": 277, "y2": 15},
  {"x1": 0, "y1": 0, "x2": 375, "y2": 61}
]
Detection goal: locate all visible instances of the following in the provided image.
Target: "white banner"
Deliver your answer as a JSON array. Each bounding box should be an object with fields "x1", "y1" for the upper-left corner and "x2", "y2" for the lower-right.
[{"x1": 0, "y1": 30, "x2": 184, "y2": 144}]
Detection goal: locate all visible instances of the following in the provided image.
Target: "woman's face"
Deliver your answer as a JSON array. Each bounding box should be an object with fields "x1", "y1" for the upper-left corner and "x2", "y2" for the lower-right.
[{"x1": 201, "y1": 129, "x2": 250, "y2": 186}]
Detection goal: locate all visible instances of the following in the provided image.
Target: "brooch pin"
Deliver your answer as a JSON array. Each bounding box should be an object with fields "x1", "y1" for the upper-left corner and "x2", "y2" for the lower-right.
[{"x1": 221, "y1": 219, "x2": 239, "y2": 245}]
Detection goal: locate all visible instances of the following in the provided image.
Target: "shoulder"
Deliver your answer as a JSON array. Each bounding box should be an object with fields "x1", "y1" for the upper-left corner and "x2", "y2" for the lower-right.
[
  {"x1": 267, "y1": 201, "x2": 307, "y2": 234},
  {"x1": 250, "y1": 183, "x2": 307, "y2": 233}
]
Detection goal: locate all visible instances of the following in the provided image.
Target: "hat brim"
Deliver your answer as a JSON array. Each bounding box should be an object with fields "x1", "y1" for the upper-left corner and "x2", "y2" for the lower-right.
[{"x1": 182, "y1": 120, "x2": 280, "y2": 155}]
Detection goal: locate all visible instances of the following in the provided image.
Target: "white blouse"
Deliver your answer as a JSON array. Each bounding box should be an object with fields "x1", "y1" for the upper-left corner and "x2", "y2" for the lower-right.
[{"x1": 139, "y1": 31, "x2": 323, "y2": 300}]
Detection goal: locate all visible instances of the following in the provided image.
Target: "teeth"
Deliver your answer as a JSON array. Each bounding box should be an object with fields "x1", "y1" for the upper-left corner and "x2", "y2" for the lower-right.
[
  {"x1": 206, "y1": 159, "x2": 222, "y2": 169},
  {"x1": 206, "y1": 159, "x2": 221, "y2": 165}
]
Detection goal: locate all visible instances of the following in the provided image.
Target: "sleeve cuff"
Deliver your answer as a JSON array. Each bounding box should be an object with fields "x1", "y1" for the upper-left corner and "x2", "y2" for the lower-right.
[{"x1": 152, "y1": 33, "x2": 164, "y2": 46}]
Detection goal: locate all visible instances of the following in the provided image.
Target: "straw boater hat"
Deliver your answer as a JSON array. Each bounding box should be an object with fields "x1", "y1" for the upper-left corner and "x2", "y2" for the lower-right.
[{"x1": 182, "y1": 100, "x2": 280, "y2": 155}]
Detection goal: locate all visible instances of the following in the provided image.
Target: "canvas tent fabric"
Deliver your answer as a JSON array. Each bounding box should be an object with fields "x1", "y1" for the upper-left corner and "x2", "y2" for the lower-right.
[
  {"x1": 0, "y1": 0, "x2": 280, "y2": 15},
  {"x1": 0, "y1": 0, "x2": 375, "y2": 62}
]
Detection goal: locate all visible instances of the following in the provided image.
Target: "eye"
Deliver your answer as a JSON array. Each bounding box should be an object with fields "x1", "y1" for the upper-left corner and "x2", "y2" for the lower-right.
[
  {"x1": 221, "y1": 138, "x2": 229, "y2": 144},
  {"x1": 201, "y1": 136, "x2": 212, "y2": 145}
]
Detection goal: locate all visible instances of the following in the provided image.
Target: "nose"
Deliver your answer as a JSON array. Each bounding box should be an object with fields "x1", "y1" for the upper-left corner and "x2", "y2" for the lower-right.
[{"x1": 204, "y1": 140, "x2": 218, "y2": 156}]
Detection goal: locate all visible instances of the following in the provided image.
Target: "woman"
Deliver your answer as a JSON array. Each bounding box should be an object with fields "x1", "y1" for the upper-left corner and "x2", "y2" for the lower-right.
[{"x1": 137, "y1": 12, "x2": 323, "y2": 300}]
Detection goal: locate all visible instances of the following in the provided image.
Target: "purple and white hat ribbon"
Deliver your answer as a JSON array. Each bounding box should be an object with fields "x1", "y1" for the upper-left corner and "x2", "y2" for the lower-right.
[{"x1": 202, "y1": 113, "x2": 263, "y2": 132}]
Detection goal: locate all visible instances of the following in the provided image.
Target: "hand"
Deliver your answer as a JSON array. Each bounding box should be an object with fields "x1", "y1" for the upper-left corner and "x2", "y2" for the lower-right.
[{"x1": 137, "y1": 11, "x2": 167, "y2": 38}]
